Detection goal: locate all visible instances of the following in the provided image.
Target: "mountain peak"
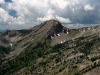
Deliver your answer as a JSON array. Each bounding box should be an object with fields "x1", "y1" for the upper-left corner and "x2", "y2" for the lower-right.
[
  {"x1": 44, "y1": 19, "x2": 60, "y2": 27},
  {"x1": 45, "y1": 19, "x2": 63, "y2": 39},
  {"x1": 46, "y1": 19, "x2": 59, "y2": 22}
]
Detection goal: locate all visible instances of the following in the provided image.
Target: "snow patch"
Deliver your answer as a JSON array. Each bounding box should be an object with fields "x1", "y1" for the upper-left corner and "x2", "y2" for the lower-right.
[
  {"x1": 51, "y1": 36, "x2": 54, "y2": 39},
  {"x1": 60, "y1": 40, "x2": 65, "y2": 44},
  {"x1": 54, "y1": 34, "x2": 56, "y2": 37},
  {"x1": 88, "y1": 28, "x2": 90, "y2": 30},
  {"x1": 61, "y1": 41, "x2": 63, "y2": 44},
  {"x1": 10, "y1": 43, "x2": 13, "y2": 47},
  {"x1": 57, "y1": 34, "x2": 60, "y2": 36},
  {"x1": 67, "y1": 32, "x2": 69, "y2": 34}
]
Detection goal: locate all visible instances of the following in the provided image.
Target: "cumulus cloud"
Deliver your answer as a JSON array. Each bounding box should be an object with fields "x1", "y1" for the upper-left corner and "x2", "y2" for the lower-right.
[
  {"x1": 37, "y1": 8, "x2": 55, "y2": 22},
  {"x1": 56, "y1": 15, "x2": 71, "y2": 23},
  {"x1": 37, "y1": 15, "x2": 54, "y2": 22},
  {"x1": 50, "y1": 0, "x2": 70, "y2": 9},
  {"x1": 0, "y1": 0, "x2": 100, "y2": 30},
  {"x1": 84, "y1": 4, "x2": 93, "y2": 11},
  {"x1": 0, "y1": 0, "x2": 4, "y2": 4}
]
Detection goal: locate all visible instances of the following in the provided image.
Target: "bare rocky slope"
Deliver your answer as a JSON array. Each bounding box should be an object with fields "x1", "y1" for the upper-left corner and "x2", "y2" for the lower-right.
[{"x1": 0, "y1": 19, "x2": 100, "y2": 75}]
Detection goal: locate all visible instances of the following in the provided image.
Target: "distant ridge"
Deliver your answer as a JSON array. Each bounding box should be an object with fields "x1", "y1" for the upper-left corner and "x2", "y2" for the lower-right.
[{"x1": 0, "y1": 30, "x2": 4, "y2": 32}]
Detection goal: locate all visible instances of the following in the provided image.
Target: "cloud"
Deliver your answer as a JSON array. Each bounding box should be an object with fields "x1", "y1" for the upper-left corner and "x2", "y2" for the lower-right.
[
  {"x1": 0, "y1": 8, "x2": 12, "y2": 24},
  {"x1": 50, "y1": 0, "x2": 69, "y2": 9},
  {"x1": 0, "y1": 7, "x2": 25, "y2": 29},
  {"x1": 0, "y1": 0, "x2": 5, "y2": 4},
  {"x1": 0, "y1": 0, "x2": 100, "y2": 29},
  {"x1": 56, "y1": 15, "x2": 71, "y2": 23},
  {"x1": 37, "y1": 8, "x2": 55, "y2": 22},
  {"x1": 84, "y1": 4, "x2": 93, "y2": 11},
  {"x1": 37, "y1": 15, "x2": 54, "y2": 22}
]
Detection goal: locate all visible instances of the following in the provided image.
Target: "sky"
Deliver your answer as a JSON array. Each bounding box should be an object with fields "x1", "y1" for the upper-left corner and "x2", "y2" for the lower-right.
[{"x1": 0, "y1": 0, "x2": 100, "y2": 30}]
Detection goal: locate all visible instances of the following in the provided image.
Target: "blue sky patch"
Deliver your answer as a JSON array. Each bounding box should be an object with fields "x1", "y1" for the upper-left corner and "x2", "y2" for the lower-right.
[
  {"x1": 9, "y1": 10, "x2": 18, "y2": 18},
  {"x1": 5, "y1": 0, "x2": 12, "y2": 2}
]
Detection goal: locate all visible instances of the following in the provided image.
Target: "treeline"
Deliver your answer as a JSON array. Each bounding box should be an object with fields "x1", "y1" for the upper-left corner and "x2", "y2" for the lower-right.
[{"x1": 0, "y1": 46, "x2": 11, "y2": 61}]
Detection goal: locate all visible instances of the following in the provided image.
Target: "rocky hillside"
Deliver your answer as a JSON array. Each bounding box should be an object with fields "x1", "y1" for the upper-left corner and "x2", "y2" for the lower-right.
[
  {"x1": 0, "y1": 19, "x2": 100, "y2": 75},
  {"x1": 0, "y1": 19, "x2": 74, "y2": 59}
]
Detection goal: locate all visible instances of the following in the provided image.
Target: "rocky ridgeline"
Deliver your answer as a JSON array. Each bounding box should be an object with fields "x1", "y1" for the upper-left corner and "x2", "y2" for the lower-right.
[{"x1": 78, "y1": 25, "x2": 100, "y2": 32}]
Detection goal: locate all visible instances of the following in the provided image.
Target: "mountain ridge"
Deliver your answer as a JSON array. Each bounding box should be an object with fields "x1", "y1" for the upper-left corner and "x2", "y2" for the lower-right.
[
  {"x1": 0, "y1": 19, "x2": 100, "y2": 75},
  {"x1": 0, "y1": 19, "x2": 100, "y2": 58}
]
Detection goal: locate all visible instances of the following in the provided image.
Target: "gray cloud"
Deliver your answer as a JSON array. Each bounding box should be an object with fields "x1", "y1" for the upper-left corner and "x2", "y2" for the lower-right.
[{"x1": 0, "y1": 0, "x2": 100, "y2": 30}]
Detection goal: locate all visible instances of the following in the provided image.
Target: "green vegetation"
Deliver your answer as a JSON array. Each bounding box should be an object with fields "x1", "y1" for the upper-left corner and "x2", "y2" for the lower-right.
[
  {"x1": 1, "y1": 24, "x2": 100, "y2": 75},
  {"x1": 68, "y1": 29, "x2": 79, "y2": 37},
  {"x1": 1, "y1": 33, "x2": 100, "y2": 75},
  {"x1": 0, "y1": 46, "x2": 11, "y2": 58},
  {"x1": 0, "y1": 40, "x2": 51, "y2": 75}
]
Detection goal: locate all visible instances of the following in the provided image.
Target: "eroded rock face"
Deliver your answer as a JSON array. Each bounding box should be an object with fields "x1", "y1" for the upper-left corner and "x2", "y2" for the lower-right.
[
  {"x1": 47, "y1": 20, "x2": 63, "y2": 39},
  {"x1": 63, "y1": 27, "x2": 69, "y2": 34}
]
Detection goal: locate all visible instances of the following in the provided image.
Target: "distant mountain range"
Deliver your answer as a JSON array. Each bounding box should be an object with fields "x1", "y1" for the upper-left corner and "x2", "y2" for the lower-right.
[
  {"x1": 0, "y1": 30, "x2": 4, "y2": 32},
  {"x1": 0, "y1": 19, "x2": 100, "y2": 75}
]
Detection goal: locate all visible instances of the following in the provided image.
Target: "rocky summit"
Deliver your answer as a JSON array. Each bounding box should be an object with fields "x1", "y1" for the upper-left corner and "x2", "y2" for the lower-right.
[{"x1": 0, "y1": 19, "x2": 100, "y2": 75}]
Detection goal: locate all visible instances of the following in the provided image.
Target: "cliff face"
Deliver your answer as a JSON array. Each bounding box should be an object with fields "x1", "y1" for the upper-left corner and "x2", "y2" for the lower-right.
[{"x1": 46, "y1": 20, "x2": 63, "y2": 38}]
